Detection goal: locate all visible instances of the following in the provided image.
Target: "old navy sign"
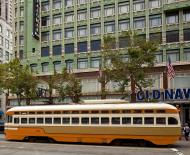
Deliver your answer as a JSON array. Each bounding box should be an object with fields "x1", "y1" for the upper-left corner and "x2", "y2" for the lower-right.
[{"x1": 137, "y1": 88, "x2": 190, "y2": 101}]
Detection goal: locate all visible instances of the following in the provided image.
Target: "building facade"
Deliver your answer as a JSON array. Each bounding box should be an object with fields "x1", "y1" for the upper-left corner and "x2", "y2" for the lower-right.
[
  {"x1": 12, "y1": 0, "x2": 190, "y2": 123},
  {"x1": 0, "y1": 0, "x2": 13, "y2": 120}
]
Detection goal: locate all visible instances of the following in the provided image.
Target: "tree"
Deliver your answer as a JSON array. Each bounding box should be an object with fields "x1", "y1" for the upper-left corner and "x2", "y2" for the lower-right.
[{"x1": 109, "y1": 31, "x2": 158, "y2": 102}]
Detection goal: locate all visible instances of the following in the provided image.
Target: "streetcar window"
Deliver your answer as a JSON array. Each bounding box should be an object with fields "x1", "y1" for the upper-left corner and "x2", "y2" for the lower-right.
[
  {"x1": 63, "y1": 111, "x2": 70, "y2": 114},
  {"x1": 101, "y1": 117, "x2": 109, "y2": 124},
  {"x1": 45, "y1": 111, "x2": 52, "y2": 114},
  {"x1": 72, "y1": 117, "x2": 79, "y2": 124},
  {"x1": 21, "y1": 112, "x2": 27, "y2": 115},
  {"x1": 62, "y1": 117, "x2": 70, "y2": 124},
  {"x1": 29, "y1": 118, "x2": 35, "y2": 124},
  {"x1": 37, "y1": 111, "x2": 44, "y2": 114},
  {"x1": 168, "y1": 117, "x2": 178, "y2": 125},
  {"x1": 156, "y1": 117, "x2": 166, "y2": 124},
  {"x1": 14, "y1": 112, "x2": 19, "y2": 115},
  {"x1": 112, "y1": 110, "x2": 120, "y2": 114},
  {"x1": 101, "y1": 110, "x2": 109, "y2": 114},
  {"x1": 54, "y1": 117, "x2": 61, "y2": 124},
  {"x1": 14, "y1": 117, "x2": 19, "y2": 124},
  {"x1": 81, "y1": 117, "x2": 89, "y2": 124},
  {"x1": 45, "y1": 118, "x2": 52, "y2": 124},
  {"x1": 91, "y1": 117, "x2": 99, "y2": 124},
  {"x1": 156, "y1": 110, "x2": 165, "y2": 113},
  {"x1": 122, "y1": 117, "x2": 131, "y2": 124},
  {"x1": 29, "y1": 112, "x2": 35, "y2": 114},
  {"x1": 122, "y1": 110, "x2": 131, "y2": 113},
  {"x1": 37, "y1": 118, "x2": 44, "y2": 124},
  {"x1": 72, "y1": 111, "x2": 79, "y2": 114},
  {"x1": 81, "y1": 111, "x2": 89, "y2": 114},
  {"x1": 133, "y1": 117, "x2": 142, "y2": 124},
  {"x1": 21, "y1": 118, "x2": 27, "y2": 124},
  {"x1": 7, "y1": 116, "x2": 12, "y2": 123},
  {"x1": 91, "y1": 111, "x2": 99, "y2": 114},
  {"x1": 112, "y1": 117, "x2": 120, "y2": 124},
  {"x1": 144, "y1": 117, "x2": 154, "y2": 124},
  {"x1": 144, "y1": 110, "x2": 154, "y2": 113}
]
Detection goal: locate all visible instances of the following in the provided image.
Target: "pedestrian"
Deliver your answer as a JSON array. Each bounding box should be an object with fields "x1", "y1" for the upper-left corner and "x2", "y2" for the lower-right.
[{"x1": 183, "y1": 123, "x2": 190, "y2": 141}]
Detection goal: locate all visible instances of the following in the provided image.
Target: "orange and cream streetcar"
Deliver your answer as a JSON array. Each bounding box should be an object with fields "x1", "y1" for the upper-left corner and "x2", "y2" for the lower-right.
[{"x1": 5, "y1": 99, "x2": 181, "y2": 145}]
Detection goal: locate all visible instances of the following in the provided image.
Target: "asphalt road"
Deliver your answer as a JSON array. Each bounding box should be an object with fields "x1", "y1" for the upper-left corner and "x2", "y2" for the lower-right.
[{"x1": 0, "y1": 134, "x2": 190, "y2": 155}]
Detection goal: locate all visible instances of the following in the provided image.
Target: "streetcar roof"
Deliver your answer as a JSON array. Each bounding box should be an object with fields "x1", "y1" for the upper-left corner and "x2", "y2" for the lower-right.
[{"x1": 7, "y1": 103, "x2": 177, "y2": 112}]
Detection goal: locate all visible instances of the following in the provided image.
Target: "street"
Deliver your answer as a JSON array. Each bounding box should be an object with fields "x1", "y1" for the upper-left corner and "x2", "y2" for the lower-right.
[{"x1": 0, "y1": 134, "x2": 190, "y2": 155}]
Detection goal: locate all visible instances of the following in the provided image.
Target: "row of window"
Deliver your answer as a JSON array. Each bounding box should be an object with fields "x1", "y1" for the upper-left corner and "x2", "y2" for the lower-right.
[
  {"x1": 28, "y1": 48, "x2": 190, "y2": 72},
  {"x1": 10, "y1": 116, "x2": 178, "y2": 125},
  {"x1": 0, "y1": 48, "x2": 10, "y2": 61},
  {"x1": 0, "y1": 35, "x2": 12, "y2": 50},
  {"x1": 41, "y1": 0, "x2": 179, "y2": 12},
  {"x1": 0, "y1": 24, "x2": 12, "y2": 39},
  {"x1": 41, "y1": 10, "x2": 190, "y2": 28}
]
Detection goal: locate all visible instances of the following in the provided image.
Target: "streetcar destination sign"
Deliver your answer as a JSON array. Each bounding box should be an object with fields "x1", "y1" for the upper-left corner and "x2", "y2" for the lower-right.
[{"x1": 137, "y1": 88, "x2": 190, "y2": 101}]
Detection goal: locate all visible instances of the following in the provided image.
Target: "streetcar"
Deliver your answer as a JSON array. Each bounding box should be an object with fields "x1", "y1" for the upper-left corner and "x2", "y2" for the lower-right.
[{"x1": 4, "y1": 99, "x2": 181, "y2": 145}]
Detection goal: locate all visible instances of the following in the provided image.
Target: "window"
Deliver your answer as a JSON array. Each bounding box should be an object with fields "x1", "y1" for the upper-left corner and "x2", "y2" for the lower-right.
[
  {"x1": 133, "y1": 117, "x2": 142, "y2": 124},
  {"x1": 53, "y1": 0, "x2": 62, "y2": 9},
  {"x1": 91, "y1": 117, "x2": 99, "y2": 124},
  {"x1": 166, "y1": 50, "x2": 180, "y2": 62},
  {"x1": 78, "y1": 26, "x2": 87, "y2": 37},
  {"x1": 20, "y1": 7, "x2": 24, "y2": 16},
  {"x1": 0, "y1": 36, "x2": 3, "y2": 45},
  {"x1": 41, "y1": 1, "x2": 49, "y2": 11},
  {"x1": 122, "y1": 117, "x2": 131, "y2": 124},
  {"x1": 65, "y1": 43, "x2": 74, "y2": 54},
  {"x1": 101, "y1": 117, "x2": 109, "y2": 124},
  {"x1": 156, "y1": 117, "x2": 166, "y2": 124},
  {"x1": 78, "y1": 10, "x2": 87, "y2": 21},
  {"x1": 112, "y1": 117, "x2": 120, "y2": 124},
  {"x1": 19, "y1": 21, "x2": 24, "y2": 32},
  {"x1": 0, "y1": 24, "x2": 2, "y2": 33},
  {"x1": 30, "y1": 64, "x2": 38, "y2": 73},
  {"x1": 53, "y1": 29, "x2": 62, "y2": 40},
  {"x1": 0, "y1": 48, "x2": 3, "y2": 57},
  {"x1": 65, "y1": 13, "x2": 74, "y2": 22},
  {"x1": 104, "y1": 6, "x2": 115, "y2": 16},
  {"x1": 184, "y1": 49, "x2": 190, "y2": 61},
  {"x1": 37, "y1": 118, "x2": 44, "y2": 124},
  {"x1": 149, "y1": 15, "x2": 161, "y2": 27},
  {"x1": 118, "y1": 2, "x2": 129, "y2": 14},
  {"x1": 184, "y1": 29, "x2": 190, "y2": 41},
  {"x1": 5, "y1": 39, "x2": 9, "y2": 49},
  {"x1": 77, "y1": 41, "x2": 87, "y2": 53},
  {"x1": 53, "y1": 14, "x2": 62, "y2": 25},
  {"x1": 62, "y1": 117, "x2": 70, "y2": 124},
  {"x1": 134, "y1": 17, "x2": 145, "y2": 29},
  {"x1": 149, "y1": 0, "x2": 160, "y2": 8},
  {"x1": 41, "y1": 31, "x2": 49, "y2": 42},
  {"x1": 167, "y1": 0, "x2": 176, "y2": 3},
  {"x1": 45, "y1": 118, "x2": 52, "y2": 124},
  {"x1": 29, "y1": 118, "x2": 35, "y2": 124},
  {"x1": 5, "y1": 51, "x2": 9, "y2": 61},
  {"x1": 149, "y1": 33, "x2": 162, "y2": 43},
  {"x1": 155, "y1": 52, "x2": 163, "y2": 63},
  {"x1": 183, "y1": 10, "x2": 190, "y2": 22},
  {"x1": 54, "y1": 61, "x2": 61, "y2": 72},
  {"x1": 90, "y1": 23, "x2": 101, "y2": 35},
  {"x1": 54, "y1": 117, "x2": 61, "y2": 124},
  {"x1": 90, "y1": 7, "x2": 100, "y2": 18},
  {"x1": 166, "y1": 31, "x2": 179, "y2": 43},
  {"x1": 78, "y1": 58, "x2": 88, "y2": 69},
  {"x1": 119, "y1": 20, "x2": 130, "y2": 31},
  {"x1": 21, "y1": 118, "x2": 27, "y2": 124},
  {"x1": 53, "y1": 45, "x2": 62, "y2": 55},
  {"x1": 19, "y1": 36, "x2": 24, "y2": 45},
  {"x1": 41, "y1": 62, "x2": 49, "y2": 72},
  {"x1": 133, "y1": 0, "x2": 145, "y2": 11},
  {"x1": 91, "y1": 57, "x2": 100, "y2": 68},
  {"x1": 65, "y1": 28, "x2": 74, "y2": 38},
  {"x1": 65, "y1": 60, "x2": 73, "y2": 71},
  {"x1": 19, "y1": 50, "x2": 24, "y2": 59},
  {"x1": 144, "y1": 117, "x2": 154, "y2": 124},
  {"x1": 168, "y1": 117, "x2": 178, "y2": 125},
  {"x1": 91, "y1": 40, "x2": 101, "y2": 51},
  {"x1": 119, "y1": 37, "x2": 129, "y2": 48},
  {"x1": 41, "y1": 16, "x2": 50, "y2": 26},
  {"x1": 104, "y1": 21, "x2": 115, "y2": 33},
  {"x1": 166, "y1": 12, "x2": 179, "y2": 24},
  {"x1": 81, "y1": 117, "x2": 89, "y2": 124},
  {"x1": 72, "y1": 117, "x2": 79, "y2": 124},
  {"x1": 14, "y1": 117, "x2": 19, "y2": 124},
  {"x1": 65, "y1": 0, "x2": 73, "y2": 7},
  {"x1": 41, "y1": 47, "x2": 49, "y2": 57}
]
